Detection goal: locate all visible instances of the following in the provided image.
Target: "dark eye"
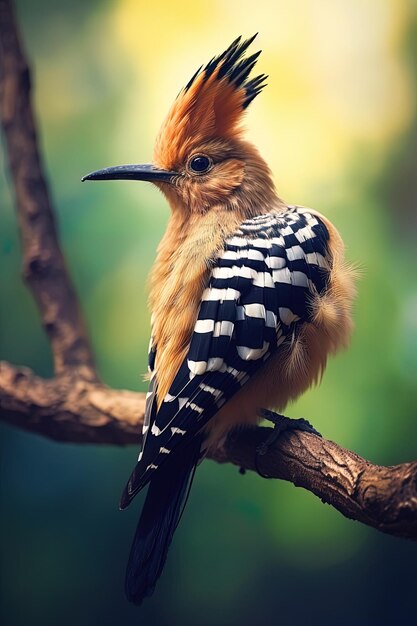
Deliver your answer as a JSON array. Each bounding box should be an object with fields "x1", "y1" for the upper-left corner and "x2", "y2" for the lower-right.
[{"x1": 188, "y1": 155, "x2": 212, "y2": 174}]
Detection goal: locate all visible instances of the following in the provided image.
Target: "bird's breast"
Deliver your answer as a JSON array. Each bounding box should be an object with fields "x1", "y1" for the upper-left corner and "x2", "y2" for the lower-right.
[{"x1": 149, "y1": 207, "x2": 243, "y2": 405}]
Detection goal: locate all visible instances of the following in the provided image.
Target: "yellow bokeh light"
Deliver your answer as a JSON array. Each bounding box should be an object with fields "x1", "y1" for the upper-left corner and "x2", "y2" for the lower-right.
[{"x1": 111, "y1": 0, "x2": 413, "y2": 200}]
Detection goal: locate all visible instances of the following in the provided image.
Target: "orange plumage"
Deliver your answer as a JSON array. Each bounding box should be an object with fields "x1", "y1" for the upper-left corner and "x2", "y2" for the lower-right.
[
  {"x1": 148, "y1": 37, "x2": 355, "y2": 435},
  {"x1": 83, "y1": 34, "x2": 356, "y2": 604}
]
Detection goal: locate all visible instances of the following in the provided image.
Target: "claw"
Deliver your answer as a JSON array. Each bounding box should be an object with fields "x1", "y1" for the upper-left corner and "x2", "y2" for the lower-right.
[{"x1": 255, "y1": 409, "x2": 321, "y2": 478}]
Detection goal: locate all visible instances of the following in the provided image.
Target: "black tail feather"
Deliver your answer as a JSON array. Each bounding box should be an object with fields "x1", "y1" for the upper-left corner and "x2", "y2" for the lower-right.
[{"x1": 124, "y1": 435, "x2": 203, "y2": 604}]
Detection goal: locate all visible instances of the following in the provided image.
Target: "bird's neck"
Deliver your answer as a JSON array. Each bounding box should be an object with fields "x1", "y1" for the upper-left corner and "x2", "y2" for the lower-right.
[{"x1": 234, "y1": 146, "x2": 284, "y2": 217}]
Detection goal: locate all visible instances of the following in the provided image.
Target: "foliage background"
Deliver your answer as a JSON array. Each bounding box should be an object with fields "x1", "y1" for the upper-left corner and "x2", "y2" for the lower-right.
[{"x1": 1, "y1": 1, "x2": 416, "y2": 624}]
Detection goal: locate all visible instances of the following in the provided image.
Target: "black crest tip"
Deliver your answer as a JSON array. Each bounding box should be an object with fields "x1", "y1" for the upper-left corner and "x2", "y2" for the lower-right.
[{"x1": 183, "y1": 34, "x2": 266, "y2": 106}]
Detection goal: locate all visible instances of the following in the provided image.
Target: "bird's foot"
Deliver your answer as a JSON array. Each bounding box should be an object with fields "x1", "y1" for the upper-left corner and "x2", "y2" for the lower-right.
[{"x1": 255, "y1": 409, "x2": 321, "y2": 479}]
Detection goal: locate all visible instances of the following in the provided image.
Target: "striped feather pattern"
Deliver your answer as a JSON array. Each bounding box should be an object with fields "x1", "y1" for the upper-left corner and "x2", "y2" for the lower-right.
[{"x1": 121, "y1": 207, "x2": 330, "y2": 507}]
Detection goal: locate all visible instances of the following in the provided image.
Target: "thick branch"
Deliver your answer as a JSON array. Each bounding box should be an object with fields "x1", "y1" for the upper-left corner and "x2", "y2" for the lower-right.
[
  {"x1": 0, "y1": 361, "x2": 144, "y2": 444},
  {"x1": 1, "y1": 360, "x2": 416, "y2": 540},
  {"x1": 213, "y1": 427, "x2": 417, "y2": 541},
  {"x1": 0, "y1": 0, "x2": 96, "y2": 378}
]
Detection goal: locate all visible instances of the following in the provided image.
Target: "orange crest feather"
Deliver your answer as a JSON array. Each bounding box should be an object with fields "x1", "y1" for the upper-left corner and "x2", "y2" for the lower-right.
[{"x1": 154, "y1": 35, "x2": 267, "y2": 169}]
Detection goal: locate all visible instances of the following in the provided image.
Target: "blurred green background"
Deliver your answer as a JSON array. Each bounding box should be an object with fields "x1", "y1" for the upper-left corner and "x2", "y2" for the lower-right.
[{"x1": 1, "y1": 1, "x2": 417, "y2": 625}]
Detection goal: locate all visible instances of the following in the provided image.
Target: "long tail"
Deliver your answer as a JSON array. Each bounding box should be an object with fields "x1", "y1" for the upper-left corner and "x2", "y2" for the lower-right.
[{"x1": 124, "y1": 434, "x2": 203, "y2": 604}]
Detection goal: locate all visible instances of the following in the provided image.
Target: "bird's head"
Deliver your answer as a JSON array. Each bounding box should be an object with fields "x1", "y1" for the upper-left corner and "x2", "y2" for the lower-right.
[{"x1": 83, "y1": 35, "x2": 278, "y2": 215}]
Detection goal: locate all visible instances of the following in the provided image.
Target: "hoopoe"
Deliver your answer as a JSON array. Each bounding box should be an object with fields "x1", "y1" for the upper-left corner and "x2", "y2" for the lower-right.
[{"x1": 83, "y1": 35, "x2": 356, "y2": 604}]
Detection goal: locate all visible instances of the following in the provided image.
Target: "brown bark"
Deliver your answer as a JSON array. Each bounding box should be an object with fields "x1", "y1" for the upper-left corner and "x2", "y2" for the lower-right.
[
  {"x1": 1, "y1": 360, "x2": 417, "y2": 540},
  {"x1": 0, "y1": 360, "x2": 144, "y2": 444},
  {"x1": 0, "y1": 0, "x2": 416, "y2": 542},
  {"x1": 0, "y1": 0, "x2": 96, "y2": 378}
]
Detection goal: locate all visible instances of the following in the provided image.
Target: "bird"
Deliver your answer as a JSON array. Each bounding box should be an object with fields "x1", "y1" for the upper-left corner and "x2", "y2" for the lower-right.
[{"x1": 82, "y1": 34, "x2": 356, "y2": 604}]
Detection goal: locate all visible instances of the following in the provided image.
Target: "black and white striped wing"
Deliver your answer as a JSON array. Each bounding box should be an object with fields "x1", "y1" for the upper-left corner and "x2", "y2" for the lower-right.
[
  {"x1": 121, "y1": 207, "x2": 331, "y2": 505},
  {"x1": 138, "y1": 337, "x2": 157, "y2": 459}
]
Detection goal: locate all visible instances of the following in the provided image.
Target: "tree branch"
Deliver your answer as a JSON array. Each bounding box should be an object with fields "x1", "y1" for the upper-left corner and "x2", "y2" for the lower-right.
[
  {"x1": 213, "y1": 427, "x2": 417, "y2": 541},
  {"x1": 1, "y1": 360, "x2": 416, "y2": 540},
  {"x1": 0, "y1": 0, "x2": 96, "y2": 378},
  {"x1": 0, "y1": 0, "x2": 416, "y2": 543},
  {"x1": 0, "y1": 360, "x2": 144, "y2": 444}
]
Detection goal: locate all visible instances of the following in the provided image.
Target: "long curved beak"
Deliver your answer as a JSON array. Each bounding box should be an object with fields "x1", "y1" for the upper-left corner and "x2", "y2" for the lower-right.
[{"x1": 81, "y1": 163, "x2": 177, "y2": 183}]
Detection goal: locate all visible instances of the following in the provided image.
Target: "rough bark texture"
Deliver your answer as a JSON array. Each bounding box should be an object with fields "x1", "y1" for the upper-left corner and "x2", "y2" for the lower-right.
[
  {"x1": 1, "y1": 360, "x2": 417, "y2": 540},
  {"x1": 0, "y1": 0, "x2": 96, "y2": 378},
  {"x1": 0, "y1": 360, "x2": 144, "y2": 444},
  {"x1": 0, "y1": 0, "x2": 416, "y2": 542}
]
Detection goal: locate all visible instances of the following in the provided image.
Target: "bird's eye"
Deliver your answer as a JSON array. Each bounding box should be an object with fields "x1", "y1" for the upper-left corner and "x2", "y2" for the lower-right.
[{"x1": 188, "y1": 155, "x2": 212, "y2": 174}]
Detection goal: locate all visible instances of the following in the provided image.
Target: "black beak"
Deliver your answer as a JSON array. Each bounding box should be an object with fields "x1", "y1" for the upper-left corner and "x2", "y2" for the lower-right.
[{"x1": 81, "y1": 163, "x2": 177, "y2": 183}]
